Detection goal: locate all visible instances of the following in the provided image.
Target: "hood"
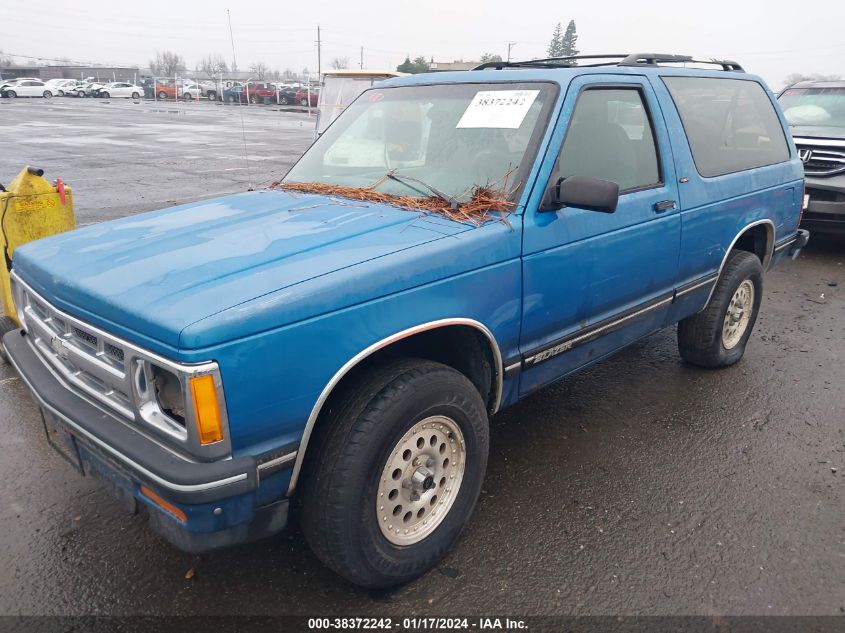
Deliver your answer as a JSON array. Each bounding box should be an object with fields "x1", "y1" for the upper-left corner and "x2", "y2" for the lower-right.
[
  {"x1": 788, "y1": 125, "x2": 845, "y2": 141},
  {"x1": 13, "y1": 190, "x2": 472, "y2": 352}
]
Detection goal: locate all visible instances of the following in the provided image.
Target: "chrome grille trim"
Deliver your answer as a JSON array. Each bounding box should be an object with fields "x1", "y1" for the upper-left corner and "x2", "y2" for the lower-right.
[
  {"x1": 10, "y1": 271, "x2": 232, "y2": 460},
  {"x1": 794, "y1": 140, "x2": 845, "y2": 177}
]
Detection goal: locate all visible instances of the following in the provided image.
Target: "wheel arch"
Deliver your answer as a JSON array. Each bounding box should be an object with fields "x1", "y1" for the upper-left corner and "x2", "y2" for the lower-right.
[
  {"x1": 704, "y1": 219, "x2": 774, "y2": 306},
  {"x1": 286, "y1": 318, "x2": 503, "y2": 495}
]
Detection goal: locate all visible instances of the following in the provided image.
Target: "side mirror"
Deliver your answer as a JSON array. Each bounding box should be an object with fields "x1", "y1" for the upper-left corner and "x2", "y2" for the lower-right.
[{"x1": 540, "y1": 175, "x2": 619, "y2": 213}]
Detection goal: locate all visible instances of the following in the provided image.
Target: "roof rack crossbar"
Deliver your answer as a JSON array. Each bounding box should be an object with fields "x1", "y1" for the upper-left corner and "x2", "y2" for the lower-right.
[
  {"x1": 618, "y1": 53, "x2": 743, "y2": 72},
  {"x1": 473, "y1": 53, "x2": 744, "y2": 73},
  {"x1": 474, "y1": 54, "x2": 629, "y2": 71}
]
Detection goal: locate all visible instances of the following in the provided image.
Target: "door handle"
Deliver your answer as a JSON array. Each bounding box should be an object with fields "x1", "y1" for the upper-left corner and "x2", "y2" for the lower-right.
[{"x1": 654, "y1": 200, "x2": 677, "y2": 213}]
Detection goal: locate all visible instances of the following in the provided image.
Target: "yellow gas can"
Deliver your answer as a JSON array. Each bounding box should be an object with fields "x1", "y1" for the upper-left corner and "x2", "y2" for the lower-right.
[{"x1": 0, "y1": 166, "x2": 75, "y2": 330}]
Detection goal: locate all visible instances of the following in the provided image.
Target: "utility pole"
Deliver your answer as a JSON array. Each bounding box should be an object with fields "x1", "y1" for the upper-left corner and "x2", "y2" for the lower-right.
[
  {"x1": 227, "y1": 9, "x2": 238, "y2": 73},
  {"x1": 316, "y1": 25, "x2": 322, "y2": 83},
  {"x1": 507, "y1": 42, "x2": 517, "y2": 62},
  {"x1": 360, "y1": 46, "x2": 363, "y2": 70}
]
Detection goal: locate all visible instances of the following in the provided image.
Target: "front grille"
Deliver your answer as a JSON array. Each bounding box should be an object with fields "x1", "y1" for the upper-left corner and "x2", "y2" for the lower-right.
[
  {"x1": 796, "y1": 143, "x2": 845, "y2": 177},
  {"x1": 14, "y1": 280, "x2": 134, "y2": 419},
  {"x1": 10, "y1": 273, "x2": 232, "y2": 459}
]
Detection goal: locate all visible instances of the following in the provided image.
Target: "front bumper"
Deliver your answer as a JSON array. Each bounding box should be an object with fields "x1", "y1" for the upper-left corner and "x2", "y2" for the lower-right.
[
  {"x1": 4, "y1": 329, "x2": 291, "y2": 551},
  {"x1": 802, "y1": 175, "x2": 845, "y2": 235}
]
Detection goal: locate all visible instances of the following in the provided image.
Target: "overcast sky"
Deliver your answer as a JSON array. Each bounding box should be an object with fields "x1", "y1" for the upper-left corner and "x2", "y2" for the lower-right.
[{"x1": 2, "y1": 0, "x2": 843, "y2": 88}]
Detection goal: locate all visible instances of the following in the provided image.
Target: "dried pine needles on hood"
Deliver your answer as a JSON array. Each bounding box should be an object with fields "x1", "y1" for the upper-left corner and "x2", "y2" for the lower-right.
[{"x1": 274, "y1": 171, "x2": 519, "y2": 227}]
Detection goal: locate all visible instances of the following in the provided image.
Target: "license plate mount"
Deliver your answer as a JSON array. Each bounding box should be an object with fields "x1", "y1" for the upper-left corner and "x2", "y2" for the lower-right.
[{"x1": 41, "y1": 409, "x2": 84, "y2": 474}]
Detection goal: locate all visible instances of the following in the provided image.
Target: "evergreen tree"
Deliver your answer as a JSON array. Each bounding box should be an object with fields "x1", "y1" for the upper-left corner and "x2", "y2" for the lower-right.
[
  {"x1": 560, "y1": 20, "x2": 579, "y2": 61},
  {"x1": 547, "y1": 22, "x2": 563, "y2": 58}
]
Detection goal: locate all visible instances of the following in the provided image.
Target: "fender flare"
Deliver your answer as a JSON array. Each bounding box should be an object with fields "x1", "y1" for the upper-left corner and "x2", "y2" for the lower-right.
[
  {"x1": 703, "y1": 219, "x2": 774, "y2": 307},
  {"x1": 285, "y1": 318, "x2": 503, "y2": 495}
]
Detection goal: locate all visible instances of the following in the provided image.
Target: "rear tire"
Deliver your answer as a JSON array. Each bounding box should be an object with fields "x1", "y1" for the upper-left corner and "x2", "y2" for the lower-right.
[
  {"x1": 298, "y1": 359, "x2": 489, "y2": 589},
  {"x1": 158, "y1": 91, "x2": 167, "y2": 99},
  {"x1": 678, "y1": 250, "x2": 763, "y2": 368}
]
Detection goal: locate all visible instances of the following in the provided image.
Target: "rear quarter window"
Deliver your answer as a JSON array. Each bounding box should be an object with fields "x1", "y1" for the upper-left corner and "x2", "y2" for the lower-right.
[{"x1": 663, "y1": 77, "x2": 790, "y2": 178}]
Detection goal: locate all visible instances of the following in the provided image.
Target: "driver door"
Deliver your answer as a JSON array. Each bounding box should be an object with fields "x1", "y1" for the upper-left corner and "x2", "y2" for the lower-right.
[{"x1": 519, "y1": 75, "x2": 681, "y2": 395}]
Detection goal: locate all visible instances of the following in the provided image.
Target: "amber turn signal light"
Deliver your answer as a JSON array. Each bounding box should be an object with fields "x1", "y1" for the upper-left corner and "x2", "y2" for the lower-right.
[
  {"x1": 140, "y1": 485, "x2": 187, "y2": 522},
  {"x1": 190, "y1": 374, "x2": 223, "y2": 445}
]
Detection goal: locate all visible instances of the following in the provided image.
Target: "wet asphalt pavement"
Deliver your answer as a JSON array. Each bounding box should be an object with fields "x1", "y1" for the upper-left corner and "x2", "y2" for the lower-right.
[{"x1": 0, "y1": 101, "x2": 843, "y2": 617}]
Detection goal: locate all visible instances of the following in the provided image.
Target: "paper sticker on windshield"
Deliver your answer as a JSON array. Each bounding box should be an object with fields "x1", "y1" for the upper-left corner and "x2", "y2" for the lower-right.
[{"x1": 456, "y1": 90, "x2": 539, "y2": 129}]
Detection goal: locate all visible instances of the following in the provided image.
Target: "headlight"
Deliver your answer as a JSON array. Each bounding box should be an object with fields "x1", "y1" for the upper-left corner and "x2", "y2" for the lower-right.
[
  {"x1": 134, "y1": 360, "x2": 226, "y2": 448},
  {"x1": 152, "y1": 364, "x2": 185, "y2": 422}
]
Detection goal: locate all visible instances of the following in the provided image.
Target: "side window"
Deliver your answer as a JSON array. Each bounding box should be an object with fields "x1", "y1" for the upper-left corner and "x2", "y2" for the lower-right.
[
  {"x1": 558, "y1": 88, "x2": 661, "y2": 192},
  {"x1": 663, "y1": 77, "x2": 790, "y2": 177}
]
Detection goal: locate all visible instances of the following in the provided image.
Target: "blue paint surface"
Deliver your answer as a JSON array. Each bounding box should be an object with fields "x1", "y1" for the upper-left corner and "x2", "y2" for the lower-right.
[{"x1": 13, "y1": 65, "x2": 804, "y2": 515}]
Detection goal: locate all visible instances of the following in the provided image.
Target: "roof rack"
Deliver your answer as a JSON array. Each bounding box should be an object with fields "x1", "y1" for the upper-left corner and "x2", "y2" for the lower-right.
[{"x1": 473, "y1": 53, "x2": 744, "y2": 73}]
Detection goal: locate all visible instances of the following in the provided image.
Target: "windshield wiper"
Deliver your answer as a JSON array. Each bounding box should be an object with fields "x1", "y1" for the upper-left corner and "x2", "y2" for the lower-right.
[{"x1": 382, "y1": 170, "x2": 459, "y2": 210}]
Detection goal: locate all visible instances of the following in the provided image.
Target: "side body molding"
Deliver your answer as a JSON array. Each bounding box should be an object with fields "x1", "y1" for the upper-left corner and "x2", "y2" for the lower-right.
[{"x1": 286, "y1": 318, "x2": 504, "y2": 495}]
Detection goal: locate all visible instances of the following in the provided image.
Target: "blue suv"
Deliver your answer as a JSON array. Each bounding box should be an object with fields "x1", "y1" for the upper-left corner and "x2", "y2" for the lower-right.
[{"x1": 4, "y1": 54, "x2": 808, "y2": 588}]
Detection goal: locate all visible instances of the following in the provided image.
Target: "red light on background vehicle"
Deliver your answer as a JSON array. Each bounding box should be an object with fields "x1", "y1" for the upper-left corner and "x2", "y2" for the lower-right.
[{"x1": 800, "y1": 187, "x2": 808, "y2": 224}]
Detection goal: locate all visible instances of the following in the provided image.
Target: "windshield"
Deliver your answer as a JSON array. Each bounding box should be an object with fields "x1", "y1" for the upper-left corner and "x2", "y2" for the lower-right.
[
  {"x1": 317, "y1": 76, "x2": 386, "y2": 134},
  {"x1": 285, "y1": 82, "x2": 556, "y2": 203},
  {"x1": 779, "y1": 87, "x2": 845, "y2": 128}
]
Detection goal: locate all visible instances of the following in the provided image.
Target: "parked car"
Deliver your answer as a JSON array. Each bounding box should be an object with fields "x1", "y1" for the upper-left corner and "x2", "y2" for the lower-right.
[
  {"x1": 4, "y1": 53, "x2": 808, "y2": 589},
  {"x1": 0, "y1": 77, "x2": 39, "y2": 91},
  {"x1": 221, "y1": 83, "x2": 248, "y2": 103},
  {"x1": 778, "y1": 80, "x2": 845, "y2": 234},
  {"x1": 247, "y1": 82, "x2": 277, "y2": 103},
  {"x1": 154, "y1": 82, "x2": 180, "y2": 100},
  {"x1": 1, "y1": 80, "x2": 53, "y2": 99},
  {"x1": 70, "y1": 82, "x2": 103, "y2": 98},
  {"x1": 276, "y1": 86, "x2": 298, "y2": 105},
  {"x1": 180, "y1": 82, "x2": 218, "y2": 101},
  {"x1": 53, "y1": 79, "x2": 85, "y2": 96},
  {"x1": 295, "y1": 87, "x2": 319, "y2": 106},
  {"x1": 0, "y1": 79, "x2": 22, "y2": 93},
  {"x1": 97, "y1": 82, "x2": 143, "y2": 99}
]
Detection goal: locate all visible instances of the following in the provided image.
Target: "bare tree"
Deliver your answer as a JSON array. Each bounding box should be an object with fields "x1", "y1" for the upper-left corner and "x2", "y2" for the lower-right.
[
  {"x1": 198, "y1": 54, "x2": 228, "y2": 79},
  {"x1": 249, "y1": 62, "x2": 269, "y2": 79},
  {"x1": 0, "y1": 51, "x2": 13, "y2": 68},
  {"x1": 282, "y1": 68, "x2": 296, "y2": 80},
  {"x1": 330, "y1": 57, "x2": 350, "y2": 70},
  {"x1": 149, "y1": 51, "x2": 186, "y2": 77}
]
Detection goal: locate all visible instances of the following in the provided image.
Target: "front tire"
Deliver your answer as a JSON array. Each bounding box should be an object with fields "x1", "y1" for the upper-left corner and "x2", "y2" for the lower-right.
[
  {"x1": 131, "y1": 92, "x2": 140, "y2": 99},
  {"x1": 678, "y1": 250, "x2": 763, "y2": 368},
  {"x1": 6, "y1": 90, "x2": 16, "y2": 99},
  {"x1": 299, "y1": 359, "x2": 489, "y2": 588},
  {"x1": 100, "y1": 91, "x2": 110, "y2": 99}
]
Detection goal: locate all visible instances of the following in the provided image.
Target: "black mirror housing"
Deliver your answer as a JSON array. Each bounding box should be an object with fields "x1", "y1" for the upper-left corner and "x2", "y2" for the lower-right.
[{"x1": 541, "y1": 175, "x2": 620, "y2": 213}]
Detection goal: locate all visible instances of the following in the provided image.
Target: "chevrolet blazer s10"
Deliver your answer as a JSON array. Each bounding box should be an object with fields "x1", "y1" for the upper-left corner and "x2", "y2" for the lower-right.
[{"x1": 4, "y1": 54, "x2": 809, "y2": 588}]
